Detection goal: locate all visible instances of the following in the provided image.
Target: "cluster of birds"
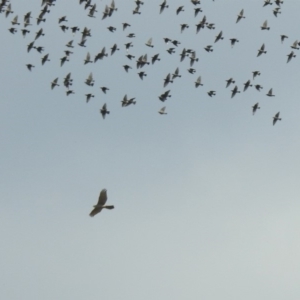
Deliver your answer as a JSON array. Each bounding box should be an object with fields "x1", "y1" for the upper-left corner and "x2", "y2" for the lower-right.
[{"x1": 1, "y1": 0, "x2": 293, "y2": 125}]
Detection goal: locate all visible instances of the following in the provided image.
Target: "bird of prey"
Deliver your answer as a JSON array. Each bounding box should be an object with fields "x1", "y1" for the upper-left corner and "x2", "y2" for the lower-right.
[
  {"x1": 89, "y1": 189, "x2": 114, "y2": 217},
  {"x1": 273, "y1": 112, "x2": 281, "y2": 126}
]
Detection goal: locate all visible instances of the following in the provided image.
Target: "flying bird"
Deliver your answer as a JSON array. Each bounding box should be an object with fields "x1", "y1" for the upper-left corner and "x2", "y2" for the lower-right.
[{"x1": 89, "y1": 189, "x2": 114, "y2": 217}]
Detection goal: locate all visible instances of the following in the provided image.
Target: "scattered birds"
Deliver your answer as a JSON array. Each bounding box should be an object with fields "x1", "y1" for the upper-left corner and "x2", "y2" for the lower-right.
[{"x1": 1, "y1": 0, "x2": 291, "y2": 125}]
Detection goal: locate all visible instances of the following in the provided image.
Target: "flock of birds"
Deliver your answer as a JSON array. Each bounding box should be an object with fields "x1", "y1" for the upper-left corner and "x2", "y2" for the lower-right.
[{"x1": 1, "y1": 0, "x2": 295, "y2": 129}]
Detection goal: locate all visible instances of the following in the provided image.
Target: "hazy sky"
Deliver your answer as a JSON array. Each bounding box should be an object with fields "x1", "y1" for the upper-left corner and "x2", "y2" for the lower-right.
[{"x1": 1, "y1": 1, "x2": 300, "y2": 299}]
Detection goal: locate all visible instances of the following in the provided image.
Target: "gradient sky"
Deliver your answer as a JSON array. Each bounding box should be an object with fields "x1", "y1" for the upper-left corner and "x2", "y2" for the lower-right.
[{"x1": 1, "y1": 1, "x2": 300, "y2": 299}]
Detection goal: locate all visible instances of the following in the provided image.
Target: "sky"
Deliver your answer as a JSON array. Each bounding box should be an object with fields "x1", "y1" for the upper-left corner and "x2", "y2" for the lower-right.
[{"x1": 1, "y1": 0, "x2": 300, "y2": 299}]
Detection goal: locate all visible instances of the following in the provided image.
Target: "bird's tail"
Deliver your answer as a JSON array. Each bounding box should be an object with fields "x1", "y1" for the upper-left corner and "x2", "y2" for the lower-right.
[{"x1": 104, "y1": 205, "x2": 114, "y2": 209}]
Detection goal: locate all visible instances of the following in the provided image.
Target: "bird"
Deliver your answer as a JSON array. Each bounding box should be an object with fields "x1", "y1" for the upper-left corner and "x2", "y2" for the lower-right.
[
  {"x1": 243, "y1": 80, "x2": 252, "y2": 92},
  {"x1": 180, "y1": 24, "x2": 189, "y2": 33},
  {"x1": 41, "y1": 53, "x2": 50, "y2": 65},
  {"x1": 187, "y1": 68, "x2": 196, "y2": 74},
  {"x1": 236, "y1": 9, "x2": 245, "y2": 23},
  {"x1": 176, "y1": 6, "x2": 184, "y2": 15},
  {"x1": 189, "y1": 51, "x2": 199, "y2": 66},
  {"x1": 287, "y1": 51, "x2": 296, "y2": 63},
  {"x1": 231, "y1": 85, "x2": 240, "y2": 98},
  {"x1": 214, "y1": 31, "x2": 224, "y2": 43},
  {"x1": 158, "y1": 107, "x2": 167, "y2": 115},
  {"x1": 138, "y1": 71, "x2": 147, "y2": 80},
  {"x1": 60, "y1": 56, "x2": 69, "y2": 66},
  {"x1": 226, "y1": 78, "x2": 235, "y2": 88},
  {"x1": 123, "y1": 65, "x2": 132, "y2": 72},
  {"x1": 172, "y1": 67, "x2": 181, "y2": 80},
  {"x1": 85, "y1": 93, "x2": 94, "y2": 103},
  {"x1": 255, "y1": 84, "x2": 263, "y2": 91},
  {"x1": 280, "y1": 35, "x2": 288, "y2": 43},
  {"x1": 261, "y1": 20, "x2": 270, "y2": 30},
  {"x1": 89, "y1": 189, "x2": 114, "y2": 217},
  {"x1": 100, "y1": 87, "x2": 109, "y2": 94},
  {"x1": 195, "y1": 76, "x2": 203, "y2": 88},
  {"x1": 26, "y1": 64, "x2": 34, "y2": 71},
  {"x1": 100, "y1": 104, "x2": 110, "y2": 119},
  {"x1": 85, "y1": 73, "x2": 94, "y2": 86},
  {"x1": 110, "y1": 43, "x2": 119, "y2": 55},
  {"x1": 204, "y1": 45, "x2": 213, "y2": 52},
  {"x1": 159, "y1": 90, "x2": 171, "y2": 102},
  {"x1": 207, "y1": 91, "x2": 216, "y2": 97},
  {"x1": 266, "y1": 88, "x2": 275, "y2": 97},
  {"x1": 84, "y1": 52, "x2": 93, "y2": 64},
  {"x1": 230, "y1": 38, "x2": 239, "y2": 48},
  {"x1": 273, "y1": 112, "x2": 281, "y2": 126},
  {"x1": 145, "y1": 38, "x2": 154, "y2": 48},
  {"x1": 273, "y1": 7, "x2": 281, "y2": 17},
  {"x1": 257, "y1": 43, "x2": 267, "y2": 57},
  {"x1": 290, "y1": 40, "x2": 299, "y2": 50},
  {"x1": 163, "y1": 73, "x2": 173, "y2": 87},
  {"x1": 51, "y1": 78, "x2": 59, "y2": 89},
  {"x1": 160, "y1": 0, "x2": 168, "y2": 14},
  {"x1": 252, "y1": 71, "x2": 261, "y2": 80},
  {"x1": 263, "y1": 0, "x2": 273, "y2": 7},
  {"x1": 151, "y1": 53, "x2": 160, "y2": 64},
  {"x1": 252, "y1": 103, "x2": 260, "y2": 115}
]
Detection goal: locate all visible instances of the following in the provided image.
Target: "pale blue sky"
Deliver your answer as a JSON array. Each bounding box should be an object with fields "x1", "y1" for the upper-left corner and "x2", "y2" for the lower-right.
[{"x1": 1, "y1": 1, "x2": 300, "y2": 299}]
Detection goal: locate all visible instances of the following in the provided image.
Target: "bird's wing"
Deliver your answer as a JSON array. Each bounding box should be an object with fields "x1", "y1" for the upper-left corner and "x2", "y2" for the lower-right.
[
  {"x1": 89, "y1": 207, "x2": 102, "y2": 217},
  {"x1": 97, "y1": 189, "x2": 108, "y2": 205}
]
